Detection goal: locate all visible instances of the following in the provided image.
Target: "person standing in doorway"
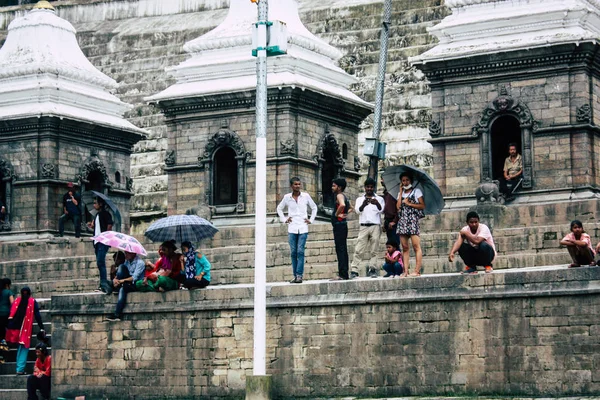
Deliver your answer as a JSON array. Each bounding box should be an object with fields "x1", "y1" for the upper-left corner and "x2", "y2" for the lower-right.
[
  {"x1": 88, "y1": 197, "x2": 113, "y2": 293},
  {"x1": 330, "y1": 178, "x2": 350, "y2": 281},
  {"x1": 277, "y1": 177, "x2": 318, "y2": 284},
  {"x1": 57, "y1": 182, "x2": 81, "y2": 238},
  {"x1": 350, "y1": 178, "x2": 384, "y2": 278},
  {"x1": 500, "y1": 143, "x2": 523, "y2": 201},
  {"x1": 396, "y1": 172, "x2": 426, "y2": 277}
]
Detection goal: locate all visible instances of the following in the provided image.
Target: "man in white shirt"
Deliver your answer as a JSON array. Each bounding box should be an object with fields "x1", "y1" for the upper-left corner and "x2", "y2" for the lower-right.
[
  {"x1": 448, "y1": 211, "x2": 496, "y2": 274},
  {"x1": 276, "y1": 177, "x2": 318, "y2": 284},
  {"x1": 350, "y1": 177, "x2": 384, "y2": 278}
]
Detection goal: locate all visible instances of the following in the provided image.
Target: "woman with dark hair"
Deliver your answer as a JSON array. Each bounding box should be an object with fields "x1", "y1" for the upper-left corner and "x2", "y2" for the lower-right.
[
  {"x1": 396, "y1": 172, "x2": 426, "y2": 277},
  {"x1": 27, "y1": 342, "x2": 51, "y2": 400},
  {"x1": 136, "y1": 240, "x2": 182, "y2": 292},
  {"x1": 6, "y1": 287, "x2": 44, "y2": 374},
  {"x1": 181, "y1": 241, "x2": 211, "y2": 290}
]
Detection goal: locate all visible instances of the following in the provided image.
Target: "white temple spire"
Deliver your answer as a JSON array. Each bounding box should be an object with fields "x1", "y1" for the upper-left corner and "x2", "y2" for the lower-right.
[{"x1": 0, "y1": 2, "x2": 146, "y2": 134}]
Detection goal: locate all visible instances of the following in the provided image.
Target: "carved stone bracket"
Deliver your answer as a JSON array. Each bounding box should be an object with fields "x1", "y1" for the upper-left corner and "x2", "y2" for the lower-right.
[
  {"x1": 354, "y1": 156, "x2": 361, "y2": 172},
  {"x1": 126, "y1": 177, "x2": 134, "y2": 192},
  {"x1": 164, "y1": 149, "x2": 176, "y2": 167},
  {"x1": 41, "y1": 163, "x2": 56, "y2": 179},
  {"x1": 429, "y1": 119, "x2": 442, "y2": 137},
  {"x1": 576, "y1": 104, "x2": 592, "y2": 123},
  {"x1": 280, "y1": 138, "x2": 296, "y2": 155}
]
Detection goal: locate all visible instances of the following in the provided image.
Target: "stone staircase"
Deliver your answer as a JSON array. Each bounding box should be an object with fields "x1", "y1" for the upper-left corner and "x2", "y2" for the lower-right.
[
  {"x1": 0, "y1": 299, "x2": 51, "y2": 400},
  {"x1": 0, "y1": 197, "x2": 597, "y2": 398}
]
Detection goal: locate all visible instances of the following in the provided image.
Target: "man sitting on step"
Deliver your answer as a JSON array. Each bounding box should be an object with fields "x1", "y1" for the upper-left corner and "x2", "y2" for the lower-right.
[
  {"x1": 448, "y1": 211, "x2": 496, "y2": 274},
  {"x1": 499, "y1": 142, "x2": 523, "y2": 202}
]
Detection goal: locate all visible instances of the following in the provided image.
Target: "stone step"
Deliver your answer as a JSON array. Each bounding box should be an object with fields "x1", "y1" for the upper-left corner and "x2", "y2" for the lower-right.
[
  {"x1": 13, "y1": 279, "x2": 100, "y2": 299},
  {"x1": 0, "y1": 389, "x2": 26, "y2": 400},
  {"x1": 0, "y1": 375, "x2": 28, "y2": 390},
  {"x1": 0, "y1": 361, "x2": 33, "y2": 375},
  {"x1": 3, "y1": 342, "x2": 52, "y2": 363}
]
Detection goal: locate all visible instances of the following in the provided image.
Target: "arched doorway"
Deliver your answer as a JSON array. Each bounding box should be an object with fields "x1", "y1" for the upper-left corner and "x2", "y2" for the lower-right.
[
  {"x1": 0, "y1": 158, "x2": 15, "y2": 229},
  {"x1": 199, "y1": 127, "x2": 248, "y2": 213},
  {"x1": 321, "y1": 148, "x2": 336, "y2": 209},
  {"x1": 490, "y1": 115, "x2": 521, "y2": 180},
  {"x1": 214, "y1": 147, "x2": 238, "y2": 206},
  {"x1": 473, "y1": 87, "x2": 536, "y2": 188}
]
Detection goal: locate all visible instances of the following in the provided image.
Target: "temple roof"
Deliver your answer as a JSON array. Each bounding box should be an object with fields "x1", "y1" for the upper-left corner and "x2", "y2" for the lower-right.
[
  {"x1": 147, "y1": 0, "x2": 371, "y2": 109},
  {"x1": 411, "y1": 0, "x2": 600, "y2": 64},
  {"x1": 0, "y1": 1, "x2": 146, "y2": 134}
]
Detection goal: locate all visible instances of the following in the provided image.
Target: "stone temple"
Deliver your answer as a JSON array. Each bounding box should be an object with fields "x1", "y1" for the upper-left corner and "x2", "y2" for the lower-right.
[{"x1": 1, "y1": 0, "x2": 600, "y2": 399}]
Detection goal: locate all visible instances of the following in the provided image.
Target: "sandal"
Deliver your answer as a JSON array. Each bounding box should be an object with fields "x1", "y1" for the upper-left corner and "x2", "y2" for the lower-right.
[
  {"x1": 409, "y1": 272, "x2": 421, "y2": 277},
  {"x1": 568, "y1": 263, "x2": 581, "y2": 268}
]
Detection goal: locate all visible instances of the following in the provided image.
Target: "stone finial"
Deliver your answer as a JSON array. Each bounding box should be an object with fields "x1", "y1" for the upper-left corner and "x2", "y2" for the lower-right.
[
  {"x1": 147, "y1": 0, "x2": 371, "y2": 111},
  {"x1": 0, "y1": 3, "x2": 146, "y2": 135}
]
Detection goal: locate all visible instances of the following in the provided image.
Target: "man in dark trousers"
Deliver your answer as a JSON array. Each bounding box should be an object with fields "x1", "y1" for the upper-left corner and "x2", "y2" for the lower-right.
[
  {"x1": 330, "y1": 178, "x2": 351, "y2": 280},
  {"x1": 88, "y1": 197, "x2": 113, "y2": 292},
  {"x1": 57, "y1": 182, "x2": 81, "y2": 238}
]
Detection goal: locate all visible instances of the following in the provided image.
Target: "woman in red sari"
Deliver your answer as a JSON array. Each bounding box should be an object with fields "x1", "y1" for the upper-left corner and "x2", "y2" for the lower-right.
[{"x1": 6, "y1": 287, "x2": 45, "y2": 375}]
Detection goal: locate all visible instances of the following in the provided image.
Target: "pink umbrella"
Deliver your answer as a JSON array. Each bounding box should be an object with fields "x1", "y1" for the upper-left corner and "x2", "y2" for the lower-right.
[{"x1": 91, "y1": 231, "x2": 147, "y2": 256}]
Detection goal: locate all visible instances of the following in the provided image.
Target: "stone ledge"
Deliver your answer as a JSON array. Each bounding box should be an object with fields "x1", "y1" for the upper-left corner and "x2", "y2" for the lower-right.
[{"x1": 50, "y1": 265, "x2": 600, "y2": 316}]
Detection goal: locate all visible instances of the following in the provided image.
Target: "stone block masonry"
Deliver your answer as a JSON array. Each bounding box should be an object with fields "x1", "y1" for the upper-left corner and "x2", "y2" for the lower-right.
[{"x1": 52, "y1": 266, "x2": 600, "y2": 399}]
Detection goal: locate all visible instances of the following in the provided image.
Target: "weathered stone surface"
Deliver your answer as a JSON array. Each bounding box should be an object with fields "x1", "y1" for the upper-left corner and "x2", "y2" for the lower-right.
[{"x1": 51, "y1": 267, "x2": 600, "y2": 399}]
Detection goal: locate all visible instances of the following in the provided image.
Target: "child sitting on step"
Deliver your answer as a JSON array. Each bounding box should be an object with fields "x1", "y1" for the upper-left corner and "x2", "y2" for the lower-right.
[
  {"x1": 382, "y1": 240, "x2": 403, "y2": 278},
  {"x1": 560, "y1": 220, "x2": 596, "y2": 268}
]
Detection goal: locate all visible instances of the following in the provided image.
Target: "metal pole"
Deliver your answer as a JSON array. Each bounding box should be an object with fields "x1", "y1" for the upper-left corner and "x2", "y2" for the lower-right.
[
  {"x1": 253, "y1": 0, "x2": 268, "y2": 377},
  {"x1": 367, "y1": 0, "x2": 393, "y2": 184}
]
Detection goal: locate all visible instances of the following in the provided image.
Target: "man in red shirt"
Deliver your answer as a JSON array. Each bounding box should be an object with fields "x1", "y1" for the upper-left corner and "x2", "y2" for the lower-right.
[{"x1": 27, "y1": 342, "x2": 51, "y2": 400}]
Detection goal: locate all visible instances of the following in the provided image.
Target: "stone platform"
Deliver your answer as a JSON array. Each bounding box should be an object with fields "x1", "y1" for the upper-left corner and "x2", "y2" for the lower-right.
[{"x1": 50, "y1": 265, "x2": 600, "y2": 399}]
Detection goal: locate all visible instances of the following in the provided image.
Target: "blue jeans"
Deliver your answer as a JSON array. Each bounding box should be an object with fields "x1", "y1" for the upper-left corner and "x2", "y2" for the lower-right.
[
  {"x1": 288, "y1": 232, "x2": 308, "y2": 277},
  {"x1": 94, "y1": 242, "x2": 110, "y2": 283},
  {"x1": 115, "y1": 265, "x2": 137, "y2": 317},
  {"x1": 383, "y1": 262, "x2": 403, "y2": 276},
  {"x1": 16, "y1": 343, "x2": 28, "y2": 373}
]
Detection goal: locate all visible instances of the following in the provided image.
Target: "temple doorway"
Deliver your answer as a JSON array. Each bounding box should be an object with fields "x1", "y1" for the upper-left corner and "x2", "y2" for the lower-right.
[
  {"x1": 490, "y1": 115, "x2": 521, "y2": 180},
  {"x1": 321, "y1": 149, "x2": 336, "y2": 209},
  {"x1": 214, "y1": 146, "x2": 238, "y2": 206}
]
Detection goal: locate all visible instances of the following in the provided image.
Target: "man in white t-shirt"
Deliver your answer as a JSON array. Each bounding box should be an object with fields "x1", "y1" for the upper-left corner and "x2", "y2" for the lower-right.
[
  {"x1": 448, "y1": 211, "x2": 496, "y2": 274},
  {"x1": 276, "y1": 177, "x2": 318, "y2": 284},
  {"x1": 350, "y1": 177, "x2": 384, "y2": 278}
]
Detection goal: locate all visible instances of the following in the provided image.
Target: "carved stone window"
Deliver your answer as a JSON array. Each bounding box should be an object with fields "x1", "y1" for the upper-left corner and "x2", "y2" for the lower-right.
[
  {"x1": 199, "y1": 127, "x2": 249, "y2": 213},
  {"x1": 313, "y1": 127, "x2": 345, "y2": 212},
  {"x1": 76, "y1": 156, "x2": 110, "y2": 223},
  {"x1": 0, "y1": 157, "x2": 15, "y2": 231},
  {"x1": 472, "y1": 87, "x2": 536, "y2": 188}
]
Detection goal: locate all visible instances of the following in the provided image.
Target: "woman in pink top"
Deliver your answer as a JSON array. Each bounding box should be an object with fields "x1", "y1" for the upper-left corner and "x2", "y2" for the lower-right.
[{"x1": 560, "y1": 220, "x2": 596, "y2": 268}]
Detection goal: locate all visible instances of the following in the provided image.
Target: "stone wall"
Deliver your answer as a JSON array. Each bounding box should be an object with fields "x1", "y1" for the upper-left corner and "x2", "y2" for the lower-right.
[{"x1": 51, "y1": 267, "x2": 600, "y2": 399}]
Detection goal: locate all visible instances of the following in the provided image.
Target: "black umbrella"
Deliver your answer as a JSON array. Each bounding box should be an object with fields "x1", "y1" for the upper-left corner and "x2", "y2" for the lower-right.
[
  {"x1": 82, "y1": 190, "x2": 122, "y2": 232},
  {"x1": 381, "y1": 165, "x2": 445, "y2": 215}
]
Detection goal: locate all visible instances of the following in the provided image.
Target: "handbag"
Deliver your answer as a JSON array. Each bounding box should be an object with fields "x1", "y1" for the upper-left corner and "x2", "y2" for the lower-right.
[{"x1": 408, "y1": 191, "x2": 426, "y2": 219}]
